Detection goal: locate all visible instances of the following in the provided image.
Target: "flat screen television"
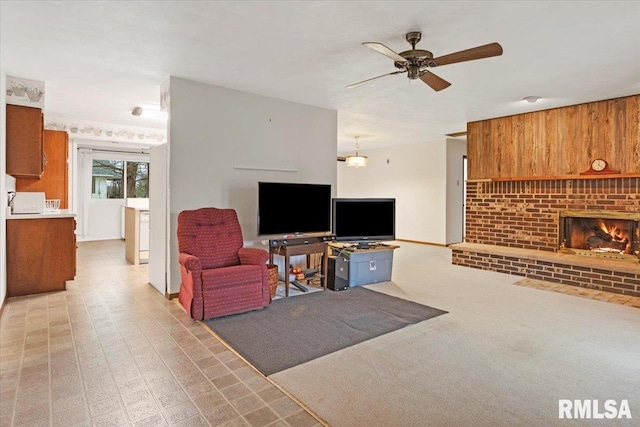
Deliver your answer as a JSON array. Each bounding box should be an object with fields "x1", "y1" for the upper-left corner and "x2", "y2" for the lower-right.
[
  {"x1": 332, "y1": 198, "x2": 396, "y2": 244},
  {"x1": 258, "y1": 182, "x2": 331, "y2": 236}
]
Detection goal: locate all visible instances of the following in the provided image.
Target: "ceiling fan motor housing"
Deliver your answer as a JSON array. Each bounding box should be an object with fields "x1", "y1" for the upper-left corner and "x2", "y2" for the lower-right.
[
  {"x1": 394, "y1": 32, "x2": 435, "y2": 79},
  {"x1": 393, "y1": 49, "x2": 433, "y2": 79}
]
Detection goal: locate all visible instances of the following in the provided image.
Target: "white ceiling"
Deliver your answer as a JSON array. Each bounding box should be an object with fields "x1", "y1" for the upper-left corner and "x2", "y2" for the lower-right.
[{"x1": 2, "y1": 1, "x2": 639, "y2": 153}]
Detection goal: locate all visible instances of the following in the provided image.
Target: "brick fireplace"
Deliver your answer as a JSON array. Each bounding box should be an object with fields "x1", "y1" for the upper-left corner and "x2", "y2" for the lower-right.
[
  {"x1": 451, "y1": 176, "x2": 640, "y2": 297},
  {"x1": 559, "y1": 210, "x2": 639, "y2": 259}
]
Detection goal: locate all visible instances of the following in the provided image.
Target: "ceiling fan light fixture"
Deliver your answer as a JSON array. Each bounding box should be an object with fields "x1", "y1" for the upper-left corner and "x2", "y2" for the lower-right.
[
  {"x1": 345, "y1": 136, "x2": 368, "y2": 168},
  {"x1": 345, "y1": 155, "x2": 369, "y2": 168}
]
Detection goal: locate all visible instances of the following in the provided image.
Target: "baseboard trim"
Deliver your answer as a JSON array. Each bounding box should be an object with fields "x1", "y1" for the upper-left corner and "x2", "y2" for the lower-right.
[
  {"x1": 396, "y1": 239, "x2": 447, "y2": 247},
  {"x1": 166, "y1": 292, "x2": 179, "y2": 300}
]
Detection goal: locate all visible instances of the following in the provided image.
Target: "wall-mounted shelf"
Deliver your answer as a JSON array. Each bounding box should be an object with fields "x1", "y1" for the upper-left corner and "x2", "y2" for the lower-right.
[{"x1": 233, "y1": 165, "x2": 297, "y2": 172}]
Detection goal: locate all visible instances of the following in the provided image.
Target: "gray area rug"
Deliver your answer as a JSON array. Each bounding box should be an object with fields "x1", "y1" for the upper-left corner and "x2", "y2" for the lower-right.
[{"x1": 203, "y1": 287, "x2": 447, "y2": 375}]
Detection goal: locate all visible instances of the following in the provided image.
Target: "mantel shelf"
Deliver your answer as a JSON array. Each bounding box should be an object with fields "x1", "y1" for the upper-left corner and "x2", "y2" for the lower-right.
[{"x1": 467, "y1": 172, "x2": 640, "y2": 183}]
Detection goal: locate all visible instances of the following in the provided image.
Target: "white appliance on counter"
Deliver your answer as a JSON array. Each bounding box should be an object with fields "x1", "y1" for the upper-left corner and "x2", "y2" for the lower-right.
[{"x1": 11, "y1": 192, "x2": 45, "y2": 214}]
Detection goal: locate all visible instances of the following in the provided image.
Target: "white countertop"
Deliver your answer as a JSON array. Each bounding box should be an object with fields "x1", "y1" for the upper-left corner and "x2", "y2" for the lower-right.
[{"x1": 7, "y1": 209, "x2": 76, "y2": 220}]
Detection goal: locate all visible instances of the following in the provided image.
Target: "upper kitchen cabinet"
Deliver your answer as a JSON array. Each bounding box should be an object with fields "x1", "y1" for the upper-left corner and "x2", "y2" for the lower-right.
[
  {"x1": 6, "y1": 104, "x2": 44, "y2": 178},
  {"x1": 16, "y1": 130, "x2": 69, "y2": 208}
]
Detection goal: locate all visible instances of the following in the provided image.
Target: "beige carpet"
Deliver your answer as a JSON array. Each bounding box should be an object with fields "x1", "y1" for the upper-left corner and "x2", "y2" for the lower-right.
[{"x1": 269, "y1": 243, "x2": 640, "y2": 426}]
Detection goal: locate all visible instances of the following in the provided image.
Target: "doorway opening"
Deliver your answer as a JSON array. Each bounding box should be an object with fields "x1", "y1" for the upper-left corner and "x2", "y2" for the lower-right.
[{"x1": 463, "y1": 155, "x2": 467, "y2": 240}]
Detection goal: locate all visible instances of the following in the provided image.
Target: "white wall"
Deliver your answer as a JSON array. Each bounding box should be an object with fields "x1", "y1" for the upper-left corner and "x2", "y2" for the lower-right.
[
  {"x1": 445, "y1": 138, "x2": 467, "y2": 245},
  {"x1": 338, "y1": 142, "x2": 448, "y2": 245},
  {"x1": 165, "y1": 77, "x2": 337, "y2": 293},
  {"x1": 149, "y1": 143, "x2": 168, "y2": 295},
  {"x1": 84, "y1": 200, "x2": 126, "y2": 241}
]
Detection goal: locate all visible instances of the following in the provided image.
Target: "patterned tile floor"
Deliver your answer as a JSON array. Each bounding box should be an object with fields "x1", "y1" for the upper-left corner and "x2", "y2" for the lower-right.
[
  {"x1": 0, "y1": 239, "x2": 323, "y2": 427},
  {"x1": 514, "y1": 278, "x2": 640, "y2": 309}
]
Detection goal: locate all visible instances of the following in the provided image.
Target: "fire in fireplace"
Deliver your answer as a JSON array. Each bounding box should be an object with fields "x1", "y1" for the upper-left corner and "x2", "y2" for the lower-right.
[
  {"x1": 567, "y1": 218, "x2": 631, "y2": 253},
  {"x1": 559, "y1": 210, "x2": 640, "y2": 260}
]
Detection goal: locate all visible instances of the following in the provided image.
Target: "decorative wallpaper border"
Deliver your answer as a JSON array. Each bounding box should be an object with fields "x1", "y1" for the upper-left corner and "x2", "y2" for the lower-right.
[
  {"x1": 6, "y1": 76, "x2": 45, "y2": 108},
  {"x1": 45, "y1": 116, "x2": 167, "y2": 145}
]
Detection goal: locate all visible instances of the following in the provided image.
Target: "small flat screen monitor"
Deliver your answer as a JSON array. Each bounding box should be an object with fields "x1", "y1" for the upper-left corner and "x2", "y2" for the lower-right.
[
  {"x1": 258, "y1": 182, "x2": 331, "y2": 236},
  {"x1": 332, "y1": 198, "x2": 395, "y2": 244}
]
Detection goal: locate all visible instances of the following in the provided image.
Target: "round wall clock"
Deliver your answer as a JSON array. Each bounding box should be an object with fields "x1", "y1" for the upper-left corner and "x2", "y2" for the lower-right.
[{"x1": 591, "y1": 159, "x2": 607, "y2": 172}]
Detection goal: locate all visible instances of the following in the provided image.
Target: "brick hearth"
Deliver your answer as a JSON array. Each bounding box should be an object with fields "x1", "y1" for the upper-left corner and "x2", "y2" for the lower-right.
[
  {"x1": 451, "y1": 242, "x2": 640, "y2": 297},
  {"x1": 453, "y1": 176, "x2": 640, "y2": 296}
]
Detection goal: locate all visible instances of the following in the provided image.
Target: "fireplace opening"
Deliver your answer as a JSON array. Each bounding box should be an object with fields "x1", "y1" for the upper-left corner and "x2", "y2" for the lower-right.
[{"x1": 559, "y1": 211, "x2": 640, "y2": 260}]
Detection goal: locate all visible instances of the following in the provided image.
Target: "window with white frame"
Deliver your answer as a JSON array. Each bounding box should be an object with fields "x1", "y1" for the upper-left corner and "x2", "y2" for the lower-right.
[{"x1": 91, "y1": 159, "x2": 149, "y2": 199}]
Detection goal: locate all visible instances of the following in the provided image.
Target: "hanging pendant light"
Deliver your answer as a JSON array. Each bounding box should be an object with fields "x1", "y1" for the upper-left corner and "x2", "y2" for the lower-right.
[{"x1": 345, "y1": 136, "x2": 368, "y2": 167}]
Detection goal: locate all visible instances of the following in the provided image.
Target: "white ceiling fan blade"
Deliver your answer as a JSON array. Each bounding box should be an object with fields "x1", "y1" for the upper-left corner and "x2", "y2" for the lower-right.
[
  {"x1": 363, "y1": 42, "x2": 407, "y2": 63},
  {"x1": 346, "y1": 71, "x2": 405, "y2": 89}
]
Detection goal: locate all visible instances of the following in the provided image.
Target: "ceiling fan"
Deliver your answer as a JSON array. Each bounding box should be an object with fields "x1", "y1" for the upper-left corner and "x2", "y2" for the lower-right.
[{"x1": 347, "y1": 31, "x2": 503, "y2": 91}]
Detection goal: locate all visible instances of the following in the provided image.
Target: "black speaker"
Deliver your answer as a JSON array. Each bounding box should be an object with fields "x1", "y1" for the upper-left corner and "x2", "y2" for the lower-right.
[{"x1": 327, "y1": 256, "x2": 348, "y2": 291}]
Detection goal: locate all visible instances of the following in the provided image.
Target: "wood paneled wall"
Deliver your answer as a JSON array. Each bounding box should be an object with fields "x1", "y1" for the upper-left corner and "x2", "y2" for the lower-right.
[{"x1": 467, "y1": 94, "x2": 640, "y2": 179}]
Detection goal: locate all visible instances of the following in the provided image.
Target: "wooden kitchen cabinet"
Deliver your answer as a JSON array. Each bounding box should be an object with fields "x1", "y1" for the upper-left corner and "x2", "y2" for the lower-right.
[
  {"x1": 6, "y1": 104, "x2": 44, "y2": 178},
  {"x1": 6, "y1": 216, "x2": 76, "y2": 297},
  {"x1": 16, "y1": 130, "x2": 69, "y2": 208}
]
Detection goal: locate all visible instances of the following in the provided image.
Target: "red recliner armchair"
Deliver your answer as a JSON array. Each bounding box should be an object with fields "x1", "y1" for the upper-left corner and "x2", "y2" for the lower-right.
[{"x1": 177, "y1": 207, "x2": 271, "y2": 320}]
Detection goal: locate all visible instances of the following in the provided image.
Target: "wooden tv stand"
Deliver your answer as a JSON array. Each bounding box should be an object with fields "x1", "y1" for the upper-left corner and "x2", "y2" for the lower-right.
[{"x1": 268, "y1": 241, "x2": 329, "y2": 297}]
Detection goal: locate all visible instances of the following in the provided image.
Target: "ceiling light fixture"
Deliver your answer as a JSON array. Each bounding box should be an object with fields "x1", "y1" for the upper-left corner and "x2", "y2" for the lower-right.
[
  {"x1": 523, "y1": 96, "x2": 541, "y2": 103},
  {"x1": 345, "y1": 136, "x2": 368, "y2": 168},
  {"x1": 131, "y1": 104, "x2": 168, "y2": 120}
]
